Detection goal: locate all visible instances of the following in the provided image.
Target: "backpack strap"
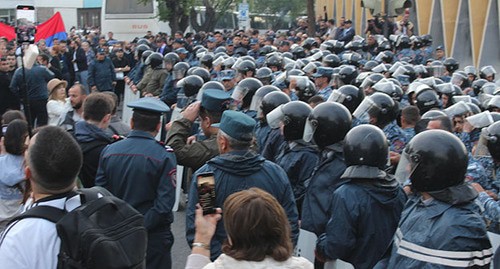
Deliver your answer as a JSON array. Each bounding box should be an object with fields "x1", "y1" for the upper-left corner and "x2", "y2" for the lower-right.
[
  {"x1": 78, "y1": 186, "x2": 112, "y2": 204},
  {"x1": 9, "y1": 205, "x2": 66, "y2": 224}
]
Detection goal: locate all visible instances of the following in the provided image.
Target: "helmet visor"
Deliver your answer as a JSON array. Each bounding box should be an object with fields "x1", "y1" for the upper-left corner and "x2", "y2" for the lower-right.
[
  {"x1": 327, "y1": 90, "x2": 346, "y2": 103},
  {"x1": 266, "y1": 104, "x2": 285, "y2": 129},
  {"x1": 249, "y1": 94, "x2": 264, "y2": 113},
  {"x1": 451, "y1": 95, "x2": 471, "y2": 104},
  {"x1": 231, "y1": 84, "x2": 249, "y2": 102},
  {"x1": 444, "y1": 101, "x2": 471, "y2": 117},
  {"x1": 466, "y1": 111, "x2": 493, "y2": 129},
  {"x1": 353, "y1": 97, "x2": 376, "y2": 122},
  {"x1": 432, "y1": 65, "x2": 445, "y2": 78},
  {"x1": 395, "y1": 150, "x2": 418, "y2": 185},
  {"x1": 303, "y1": 117, "x2": 318, "y2": 143},
  {"x1": 173, "y1": 69, "x2": 185, "y2": 80}
]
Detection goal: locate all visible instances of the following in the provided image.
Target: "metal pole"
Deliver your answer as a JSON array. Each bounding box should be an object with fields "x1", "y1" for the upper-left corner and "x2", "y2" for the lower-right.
[
  {"x1": 382, "y1": 0, "x2": 389, "y2": 38},
  {"x1": 19, "y1": 43, "x2": 33, "y2": 136}
]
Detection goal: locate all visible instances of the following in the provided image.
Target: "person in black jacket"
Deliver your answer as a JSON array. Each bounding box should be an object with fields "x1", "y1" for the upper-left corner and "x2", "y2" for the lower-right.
[
  {"x1": 72, "y1": 40, "x2": 89, "y2": 90},
  {"x1": 74, "y1": 92, "x2": 114, "y2": 187},
  {"x1": 88, "y1": 48, "x2": 116, "y2": 92}
]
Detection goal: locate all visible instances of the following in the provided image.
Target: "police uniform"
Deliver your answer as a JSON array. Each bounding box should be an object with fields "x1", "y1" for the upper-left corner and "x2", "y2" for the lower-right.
[
  {"x1": 95, "y1": 98, "x2": 177, "y2": 269},
  {"x1": 166, "y1": 89, "x2": 231, "y2": 171},
  {"x1": 383, "y1": 121, "x2": 408, "y2": 154},
  {"x1": 312, "y1": 67, "x2": 334, "y2": 101},
  {"x1": 185, "y1": 111, "x2": 299, "y2": 260},
  {"x1": 275, "y1": 140, "x2": 319, "y2": 213},
  {"x1": 301, "y1": 143, "x2": 348, "y2": 236},
  {"x1": 379, "y1": 195, "x2": 492, "y2": 268}
]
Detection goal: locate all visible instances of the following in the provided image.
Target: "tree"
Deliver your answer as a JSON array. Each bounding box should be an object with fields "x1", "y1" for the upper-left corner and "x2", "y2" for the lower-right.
[
  {"x1": 140, "y1": 0, "x2": 192, "y2": 34},
  {"x1": 250, "y1": 0, "x2": 306, "y2": 30},
  {"x1": 189, "y1": 0, "x2": 235, "y2": 32},
  {"x1": 306, "y1": 0, "x2": 315, "y2": 37}
]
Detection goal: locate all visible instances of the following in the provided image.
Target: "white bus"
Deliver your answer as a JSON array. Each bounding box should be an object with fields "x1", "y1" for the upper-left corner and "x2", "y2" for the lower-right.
[{"x1": 101, "y1": 0, "x2": 170, "y2": 41}]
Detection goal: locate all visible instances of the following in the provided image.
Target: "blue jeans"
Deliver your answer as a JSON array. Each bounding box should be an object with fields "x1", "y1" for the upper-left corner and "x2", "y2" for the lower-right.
[{"x1": 76, "y1": 70, "x2": 89, "y2": 94}]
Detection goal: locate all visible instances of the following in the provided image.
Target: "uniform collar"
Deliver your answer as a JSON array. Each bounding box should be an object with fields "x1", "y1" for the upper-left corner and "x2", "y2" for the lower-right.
[{"x1": 128, "y1": 130, "x2": 156, "y2": 140}]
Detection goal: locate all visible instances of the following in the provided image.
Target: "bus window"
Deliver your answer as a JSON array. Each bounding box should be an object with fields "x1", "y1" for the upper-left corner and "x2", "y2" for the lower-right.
[{"x1": 105, "y1": 0, "x2": 154, "y2": 15}]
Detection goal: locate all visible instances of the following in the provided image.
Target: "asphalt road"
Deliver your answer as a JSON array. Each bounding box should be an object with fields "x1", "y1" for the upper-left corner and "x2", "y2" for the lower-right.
[{"x1": 171, "y1": 200, "x2": 191, "y2": 269}]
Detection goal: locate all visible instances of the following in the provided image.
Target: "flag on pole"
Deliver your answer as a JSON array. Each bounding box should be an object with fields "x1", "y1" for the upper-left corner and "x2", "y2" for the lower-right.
[{"x1": 35, "y1": 12, "x2": 67, "y2": 47}]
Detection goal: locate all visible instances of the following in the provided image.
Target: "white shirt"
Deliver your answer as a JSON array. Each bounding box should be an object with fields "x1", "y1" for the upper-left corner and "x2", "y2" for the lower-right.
[
  {"x1": 0, "y1": 194, "x2": 82, "y2": 269},
  {"x1": 46, "y1": 99, "x2": 67, "y2": 126}
]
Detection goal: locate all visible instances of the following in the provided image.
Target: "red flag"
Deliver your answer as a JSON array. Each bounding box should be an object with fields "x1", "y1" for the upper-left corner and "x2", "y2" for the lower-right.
[
  {"x1": 0, "y1": 23, "x2": 15, "y2": 40},
  {"x1": 35, "y1": 12, "x2": 67, "y2": 47}
]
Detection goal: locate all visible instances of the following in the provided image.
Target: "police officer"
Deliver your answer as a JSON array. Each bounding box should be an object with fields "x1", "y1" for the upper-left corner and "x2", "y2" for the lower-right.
[
  {"x1": 312, "y1": 67, "x2": 334, "y2": 100},
  {"x1": 95, "y1": 97, "x2": 177, "y2": 269},
  {"x1": 378, "y1": 130, "x2": 492, "y2": 268},
  {"x1": 166, "y1": 89, "x2": 231, "y2": 171},
  {"x1": 354, "y1": 92, "x2": 408, "y2": 154},
  {"x1": 137, "y1": 52, "x2": 168, "y2": 97},
  {"x1": 315, "y1": 125, "x2": 406, "y2": 268},
  {"x1": 186, "y1": 110, "x2": 299, "y2": 260},
  {"x1": 267, "y1": 101, "x2": 319, "y2": 213},
  {"x1": 259, "y1": 91, "x2": 291, "y2": 160},
  {"x1": 301, "y1": 102, "x2": 352, "y2": 236}
]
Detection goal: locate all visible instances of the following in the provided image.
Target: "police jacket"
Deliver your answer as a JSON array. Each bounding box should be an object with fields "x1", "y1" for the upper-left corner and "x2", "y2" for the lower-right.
[
  {"x1": 186, "y1": 150, "x2": 299, "y2": 260},
  {"x1": 95, "y1": 130, "x2": 177, "y2": 232},
  {"x1": 301, "y1": 143, "x2": 348, "y2": 236},
  {"x1": 255, "y1": 121, "x2": 271, "y2": 153},
  {"x1": 380, "y1": 195, "x2": 492, "y2": 268},
  {"x1": 166, "y1": 117, "x2": 219, "y2": 171},
  {"x1": 87, "y1": 57, "x2": 116, "y2": 92},
  {"x1": 141, "y1": 68, "x2": 167, "y2": 96},
  {"x1": 261, "y1": 128, "x2": 285, "y2": 162},
  {"x1": 10, "y1": 64, "x2": 54, "y2": 100},
  {"x1": 316, "y1": 166, "x2": 407, "y2": 269},
  {"x1": 275, "y1": 140, "x2": 319, "y2": 205},
  {"x1": 160, "y1": 74, "x2": 177, "y2": 106},
  {"x1": 74, "y1": 121, "x2": 113, "y2": 188}
]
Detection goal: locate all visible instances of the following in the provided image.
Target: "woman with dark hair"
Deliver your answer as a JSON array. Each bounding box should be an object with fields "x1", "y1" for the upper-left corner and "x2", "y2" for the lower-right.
[
  {"x1": 0, "y1": 119, "x2": 29, "y2": 231},
  {"x1": 186, "y1": 188, "x2": 312, "y2": 268}
]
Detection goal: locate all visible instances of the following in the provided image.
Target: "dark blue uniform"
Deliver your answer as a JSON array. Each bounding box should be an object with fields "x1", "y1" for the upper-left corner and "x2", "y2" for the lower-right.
[
  {"x1": 255, "y1": 121, "x2": 272, "y2": 153},
  {"x1": 275, "y1": 141, "x2": 319, "y2": 212},
  {"x1": 95, "y1": 130, "x2": 177, "y2": 269},
  {"x1": 261, "y1": 128, "x2": 285, "y2": 162},
  {"x1": 316, "y1": 167, "x2": 406, "y2": 269},
  {"x1": 186, "y1": 151, "x2": 299, "y2": 260},
  {"x1": 301, "y1": 144, "x2": 348, "y2": 236}
]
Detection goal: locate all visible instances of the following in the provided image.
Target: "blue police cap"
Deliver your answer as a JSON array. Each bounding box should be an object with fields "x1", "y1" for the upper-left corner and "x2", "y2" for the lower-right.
[
  {"x1": 212, "y1": 110, "x2": 256, "y2": 141},
  {"x1": 312, "y1": 67, "x2": 334, "y2": 78},
  {"x1": 220, "y1": 69, "x2": 235, "y2": 81},
  {"x1": 249, "y1": 38, "x2": 259, "y2": 45},
  {"x1": 436, "y1": 45, "x2": 444, "y2": 51},
  {"x1": 127, "y1": 97, "x2": 170, "y2": 113},
  {"x1": 201, "y1": 89, "x2": 231, "y2": 112},
  {"x1": 207, "y1": 37, "x2": 216, "y2": 43},
  {"x1": 97, "y1": 48, "x2": 106, "y2": 54},
  {"x1": 226, "y1": 39, "x2": 234, "y2": 46},
  {"x1": 175, "y1": 48, "x2": 188, "y2": 54}
]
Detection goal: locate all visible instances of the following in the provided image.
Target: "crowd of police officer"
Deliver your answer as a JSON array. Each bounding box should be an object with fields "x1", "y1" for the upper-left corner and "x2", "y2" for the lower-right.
[{"x1": 112, "y1": 27, "x2": 500, "y2": 268}]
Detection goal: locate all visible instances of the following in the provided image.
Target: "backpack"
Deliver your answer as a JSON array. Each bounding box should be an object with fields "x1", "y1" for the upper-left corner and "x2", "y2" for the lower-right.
[{"x1": 9, "y1": 186, "x2": 147, "y2": 269}]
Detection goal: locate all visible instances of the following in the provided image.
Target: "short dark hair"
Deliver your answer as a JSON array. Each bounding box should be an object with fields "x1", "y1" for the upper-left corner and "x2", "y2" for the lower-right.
[
  {"x1": 83, "y1": 93, "x2": 113, "y2": 122},
  {"x1": 38, "y1": 53, "x2": 50, "y2": 63},
  {"x1": 71, "y1": 83, "x2": 87, "y2": 96},
  {"x1": 199, "y1": 106, "x2": 223, "y2": 124},
  {"x1": 132, "y1": 110, "x2": 160, "y2": 132},
  {"x1": 102, "y1": 91, "x2": 118, "y2": 115},
  {"x1": 428, "y1": 116, "x2": 453, "y2": 132},
  {"x1": 28, "y1": 126, "x2": 82, "y2": 193},
  {"x1": 4, "y1": 119, "x2": 28, "y2": 155},
  {"x1": 2, "y1": 110, "x2": 26, "y2": 124},
  {"x1": 222, "y1": 188, "x2": 293, "y2": 262},
  {"x1": 402, "y1": 106, "x2": 421, "y2": 125},
  {"x1": 308, "y1": 95, "x2": 325, "y2": 107}
]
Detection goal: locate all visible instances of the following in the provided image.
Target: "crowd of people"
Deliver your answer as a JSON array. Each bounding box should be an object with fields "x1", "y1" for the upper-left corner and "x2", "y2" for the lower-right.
[{"x1": 0, "y1": 11, "x2": 500, "y2": 269}]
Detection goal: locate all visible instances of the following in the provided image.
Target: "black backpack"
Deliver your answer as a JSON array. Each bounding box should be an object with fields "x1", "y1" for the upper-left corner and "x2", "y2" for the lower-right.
[{"x1": 9, "y1": 186, "x2": 147, "y2": 269}]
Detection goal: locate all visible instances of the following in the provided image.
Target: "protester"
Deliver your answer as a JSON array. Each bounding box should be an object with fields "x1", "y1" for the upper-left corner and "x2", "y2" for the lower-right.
[{"x1": 185, "y1": 188, "x2": 312, "y2": 268}]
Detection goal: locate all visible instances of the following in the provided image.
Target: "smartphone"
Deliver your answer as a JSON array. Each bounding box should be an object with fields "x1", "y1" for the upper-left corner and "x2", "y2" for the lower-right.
[
  {"x1": 197, "y1": 172, "x2": 217, "y2": 215},
  {"x1": 16, "y1": 5, "x2": 36, "y2": 44}
]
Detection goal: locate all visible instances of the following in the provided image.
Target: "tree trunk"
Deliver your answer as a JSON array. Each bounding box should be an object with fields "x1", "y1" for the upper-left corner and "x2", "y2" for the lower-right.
[{"x1": 307, "y1": 0, "x2": 315, "y2": 37}]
